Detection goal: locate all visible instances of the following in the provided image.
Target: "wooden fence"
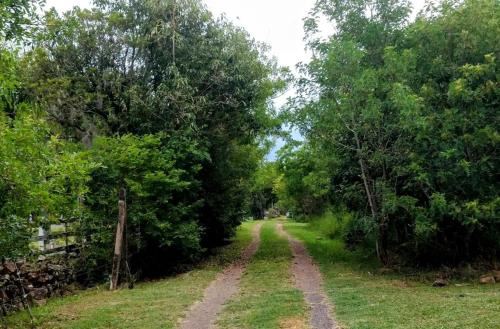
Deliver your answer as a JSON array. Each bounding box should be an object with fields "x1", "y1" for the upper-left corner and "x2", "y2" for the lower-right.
[{"x1": 31, "y1": 221, "x2": 78, "y2": 255}]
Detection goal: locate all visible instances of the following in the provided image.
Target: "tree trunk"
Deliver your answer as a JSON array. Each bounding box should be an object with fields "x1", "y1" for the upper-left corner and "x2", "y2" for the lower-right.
[
  {"x1": 110, "y1": 188, "x2": 127, "y2": 290},
  {"x1": 352, "y1": 131, "x2": 389, "y2": 264},
  {"x1": 378, "y1": 217, "x2": 389, "y2": 265}
]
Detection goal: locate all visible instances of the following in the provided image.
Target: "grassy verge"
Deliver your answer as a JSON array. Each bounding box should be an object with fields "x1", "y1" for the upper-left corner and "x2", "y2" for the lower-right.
[
  {"x1": 217, "y1": 220, "x2": 309, "y2": 329},
  {"x1": 6, "y1": 221, "x2": 258, "y2": 329},
  {"x1": 284, "y1": 221, "x2": 500, "y2": 329}
]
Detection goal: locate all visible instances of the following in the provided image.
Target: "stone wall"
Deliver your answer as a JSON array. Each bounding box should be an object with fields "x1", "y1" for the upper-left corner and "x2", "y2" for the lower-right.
[{"x1": 0, "y1": 257, "x2": 74, "y2": 314}]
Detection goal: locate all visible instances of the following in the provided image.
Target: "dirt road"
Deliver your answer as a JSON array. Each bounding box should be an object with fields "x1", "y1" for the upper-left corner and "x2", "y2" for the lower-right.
[
  {"x1": 179, "y1": 223, "x2": 263, "y2": 329},
  {"x1": 276, "y1": 222, "x2": 337, "y2": 329}
]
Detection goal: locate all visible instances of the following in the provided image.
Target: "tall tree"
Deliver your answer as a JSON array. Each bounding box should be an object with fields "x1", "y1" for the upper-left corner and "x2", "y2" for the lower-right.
[
  {"x1": 0, "y1": 0, "x2": 43, "y2": 41},
  {"x1": 287, "y1": 0, "x2": 499, "y2": 264},
  {"x1": 294, "y1": 0, "x2": 412, "y2": 262},
  {"x1": 22, "y1": 0, "x2": 284, "y2": 255}
]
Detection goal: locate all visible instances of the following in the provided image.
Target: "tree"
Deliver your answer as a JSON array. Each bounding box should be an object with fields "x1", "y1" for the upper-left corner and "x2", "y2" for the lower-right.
[
  {"x1": 0, "y1": 107, "x2": 94, "y2": 258},
  {"x1": 1, "y1": 24, "x2": 94, "y2": 257},
  {"x1": 293, "y1": 0, "x2": 413, "y2": 262},
  {"x1": 21, "y1": 0, "x2": 283, "y2": 250},
  {"x1": 0, "y1": 0, "x2": 43, "y2": 41},
  {"x1": 276, "y1": 143, "x2": 331, "y2": 218},
  {"x1": 286, "y1": 0, "x2": 499, "y2": 265},
  {"x1": 250, "y1": 161, "x2": 279, "y2": 219},
  {"x1": 79, "y1": 133, "x2": 207, "y2": 279}
]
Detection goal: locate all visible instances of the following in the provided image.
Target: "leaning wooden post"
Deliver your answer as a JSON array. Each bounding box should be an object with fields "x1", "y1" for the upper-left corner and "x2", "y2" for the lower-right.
[{"x1": 110, "y1": 188, "x2": 127, "y2": 290}]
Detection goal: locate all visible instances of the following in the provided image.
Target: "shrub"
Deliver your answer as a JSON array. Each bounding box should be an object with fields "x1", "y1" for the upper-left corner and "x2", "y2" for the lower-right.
[
  {"x1": 77, "y1": 133, "x2": 208, "y2": 281},
  {"x1": 308, "y1": 210, "x2": 353, "y2": 240}
]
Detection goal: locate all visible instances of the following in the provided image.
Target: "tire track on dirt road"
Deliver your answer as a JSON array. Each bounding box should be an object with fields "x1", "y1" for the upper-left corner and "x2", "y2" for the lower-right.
[
  {"x1": 276, "y1": 222, "x2": 337, "y2": 329},
  {"x1": 179, "y1": 222, "x2": 263, "y2": 329}
]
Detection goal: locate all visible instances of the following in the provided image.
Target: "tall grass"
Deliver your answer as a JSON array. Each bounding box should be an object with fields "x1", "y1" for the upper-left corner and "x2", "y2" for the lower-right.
[
  {"x1": 307, "y1": 210, "x2": 353, "y2": 240},
  {"x1": 291, "y1": 210, "x2": 378, "y2": 267}
]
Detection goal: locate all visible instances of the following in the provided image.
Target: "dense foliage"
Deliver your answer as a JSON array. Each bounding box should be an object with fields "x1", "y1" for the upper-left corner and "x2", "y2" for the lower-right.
[
  {"x1": 1, "y1": 0, "x2": 281, "y2": 279},
  {"x1": 80, "y1": 133, "x2": 208, "y2": 279},
  {"x1": 282, "y1": 0, "x2": 499, "y2": 265},
  {"x1": 1, "y1": 0, "x2": 498, "y2": 279},
  {"x1": 0, "y1": 65, "x2": 94, "y2": 259},
  {"x1": 23, "y1": 0, "x2": 283, "y2": 249},
  {"x1": 1, "y1": 10, "x2": 94, "y2": 259},
  {"x1": 0, "y1": 0, "x2": 42, "y2": 41}
]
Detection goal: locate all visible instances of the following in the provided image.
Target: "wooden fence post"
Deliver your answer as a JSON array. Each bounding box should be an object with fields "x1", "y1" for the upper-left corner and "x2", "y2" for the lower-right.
[
  {"x1": 110, "y1": 188, "x2": 127, "y2": 291},
  {"x1": 42, "y1": 226, "x2": 51, "y2": 252},
  {"x1": 62, "y1": 216, "x2": 69, "y2": 256}
]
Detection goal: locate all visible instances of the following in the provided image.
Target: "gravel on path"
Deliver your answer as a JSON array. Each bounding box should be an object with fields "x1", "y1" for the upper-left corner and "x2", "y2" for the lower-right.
[
  {"x1": 276, "y1": 222, "x2": 337, "y2": 329},
  {"x1": 178, "y1": 222, "x2": 263, "y2": 329}
]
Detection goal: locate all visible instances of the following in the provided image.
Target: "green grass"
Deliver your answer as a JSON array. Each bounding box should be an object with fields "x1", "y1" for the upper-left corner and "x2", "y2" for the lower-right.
[
  {"x1": 306, "y1": 210, "x2": 354, "y2": 241},
  {"x1": 217, "y1": 220, "x2": 309, "y2": 329},
  {"x1": 6, "y1": 221, "x2": 258, "y2": 329},
  {"x1": 9, "y1": 219, "x2": 498, "y2": 329},
  {"x1": 284, "y1": 222, "x2": 500, "y2": 329}
]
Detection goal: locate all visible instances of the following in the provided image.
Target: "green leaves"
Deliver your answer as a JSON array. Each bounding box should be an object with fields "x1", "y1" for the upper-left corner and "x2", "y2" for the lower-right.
[
  {"x1": 284, "y1": 0, "x2": 500, "y2": 264},
  {"x1": 19, "y1": 0, "x2": 281, "y2": 257},
  {"x1": 0, "y1": 0, "x2": 43, "y2": 41},
  {"x1": 78, "y1": 133, "x2": 208, "y2": 278},
  {"x1": 0, "y1": 108, "x2": 95, "y2": 258}
]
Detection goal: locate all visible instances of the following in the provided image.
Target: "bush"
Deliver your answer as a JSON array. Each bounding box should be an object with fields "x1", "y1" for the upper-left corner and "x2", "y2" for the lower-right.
[
  {"x1": 306, "y1": 209, "x2": 379, "y2": 255},
  {"x1": 78, "y1": 133, "x2": 208, "y2": 281},
  {"x1": 308, "y1": 210, "x2": 353, "y2": 240},
  {"x1": 0, "y1": 109, "x2": 94, "y2": 259}
]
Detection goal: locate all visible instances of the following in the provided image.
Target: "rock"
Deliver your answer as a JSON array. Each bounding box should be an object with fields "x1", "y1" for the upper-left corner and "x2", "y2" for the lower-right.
[
  {"x1": 62, "y1": 288, "x2": 73, "y2": 297},
  {"x1": 432, "y1": 278, "x2": 448, "y2": 287},
  {"x1": 47, "y1": 264, "x2": 64, "y2": 273},
  {"x1": 27, "y1": 271, "x2": 39, "y2": 281},
  {"x1": 492, "y1": 270, "x2": 500, "y2": 282},
  {"x1": 5, "y1": 285, "x2": 19, "y2": 298},
  {"x1": 479, "y1": 275, "x2": 495, "y2": 284},
  {"x1": 3, "y1": 261, "x2": 16, "y2": 274},
  {"x1": 29, "y1": 287, "x2": 48, "y2": 300},
  {"x1": 20, "y1": 278, "x2": 29, "y2": 287},
  {"x1": 33, "y1": 299, "x2": 47, "y2": 306},
  {"x1": 18, "y1": 263, "x2": 29, "y2": 272},
  {"x1": 0, "y1": 258, "x2": 74, "y2": 314},
  {"x1": 37, "y1": 273, "x2": 53, "y2": 284},
  {"x1": 37, "y1": 255, "x2": 47, "y2": 262}
]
